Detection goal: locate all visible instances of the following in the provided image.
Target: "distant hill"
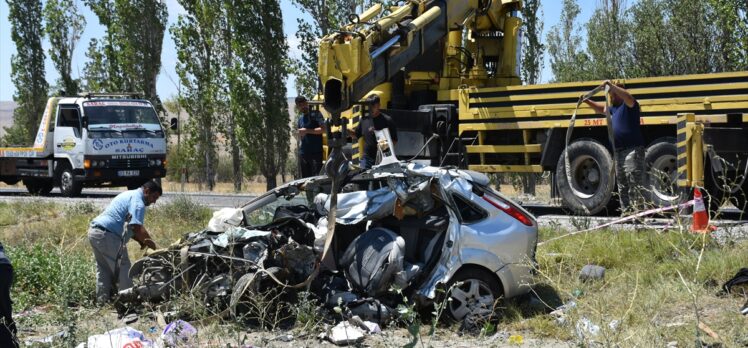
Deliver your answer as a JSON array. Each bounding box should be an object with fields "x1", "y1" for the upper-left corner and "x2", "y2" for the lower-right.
[{"x1": 0, "y1": 101, "x2": 17, "y2": 137}]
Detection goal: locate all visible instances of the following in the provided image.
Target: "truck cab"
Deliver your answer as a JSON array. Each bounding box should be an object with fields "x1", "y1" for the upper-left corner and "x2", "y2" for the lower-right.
[{"x1": 0, "y1": 93, "x2": 168, "y2": 197}]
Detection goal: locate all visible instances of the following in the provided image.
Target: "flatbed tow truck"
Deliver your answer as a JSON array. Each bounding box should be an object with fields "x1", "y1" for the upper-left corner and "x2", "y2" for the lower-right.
[{"x1": 0, "y1": 93, "x2": 168, "y2": 197}]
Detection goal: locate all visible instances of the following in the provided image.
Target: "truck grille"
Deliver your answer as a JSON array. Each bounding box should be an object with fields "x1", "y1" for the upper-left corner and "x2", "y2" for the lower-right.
[{"x1": 109, "y1": 159, "x2": 149, "y2": 168}]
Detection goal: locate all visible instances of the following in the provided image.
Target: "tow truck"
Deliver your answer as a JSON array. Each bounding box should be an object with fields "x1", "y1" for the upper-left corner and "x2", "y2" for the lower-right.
[{"x1": 0, "y1": 93, "x2": 168, "y2": 197}]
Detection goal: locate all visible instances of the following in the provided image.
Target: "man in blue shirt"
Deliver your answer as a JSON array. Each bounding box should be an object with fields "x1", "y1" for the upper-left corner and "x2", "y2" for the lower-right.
[
  {"x1": 296, "y1": 96, "x2": 326, "y2": 178},
  {"x1": 88, "y1": 180, "x2": 162, "y2": 304},
  {"x1": 0, "y1": 242, "x2": 18, "y2": 347},
  {"x1": 584, "y1": 80, "x2": 646, "y2": 212}
]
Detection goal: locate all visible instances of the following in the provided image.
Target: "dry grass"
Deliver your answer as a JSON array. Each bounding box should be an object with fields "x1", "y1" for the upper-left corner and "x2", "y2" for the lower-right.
[{"x1": 3, "y1": 198, "x2": 747, "y2": 347}]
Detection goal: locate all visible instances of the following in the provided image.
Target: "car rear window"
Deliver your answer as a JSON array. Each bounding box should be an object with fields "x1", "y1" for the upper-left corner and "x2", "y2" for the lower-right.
[{"x1": 452, "y1": 193, "x2": 487, "y2": 223}]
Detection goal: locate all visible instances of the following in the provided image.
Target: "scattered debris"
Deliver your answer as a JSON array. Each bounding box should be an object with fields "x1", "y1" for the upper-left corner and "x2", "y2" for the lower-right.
[
  {"x1": 508, "y1": 334, "x2": 524, "y2": 345},
  {"x1": 122, "y1": 313, "x2": 138, "y2": 325},
  {"x1": 24, "y1": 330, "x2": 67, "y2": 346},
  {"x1": 550, "y1": 301, "x2": 576, "y2": 324},
  {"x1": 271, "y1": 333, "x2": 294, "y2": 342},
  {"x1": 575, "y1": 317, "x2": 601, "y2": 338},
  {"x1": 698, "y1": 321, "x2": 721, "y2": 340},
  {"x1": 160, "y1": 320, "x2": 198, "y2": 347},
  {"x1": 323, "y1": 321, "x2": 366, "y2": 346},
  {"x1": 579, "y1": 264, "x2": 606, "y2": 282},
  {"x1": 76, "y1": 327, "x2": 157, "y2": 348}
]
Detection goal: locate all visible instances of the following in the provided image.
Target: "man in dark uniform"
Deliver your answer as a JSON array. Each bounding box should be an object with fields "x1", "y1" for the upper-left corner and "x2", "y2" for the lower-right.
[
  {"x1": 353, "y1": 95, "x2": 398, "y2": 169},
  {"x1": 296, "y1": 96, "x2": 326, "y2": 177},
  {"x1": 584, "y1": 80, "x2": 646, "y2": 212},
  {"x1": 0, "y1": 241, "x2": 18, "y2": 347}
]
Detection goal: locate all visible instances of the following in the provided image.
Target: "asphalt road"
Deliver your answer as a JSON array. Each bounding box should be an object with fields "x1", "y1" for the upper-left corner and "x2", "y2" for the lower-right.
[{"x1": 0, "y1": 188, "x2": 258, "y2": 209}]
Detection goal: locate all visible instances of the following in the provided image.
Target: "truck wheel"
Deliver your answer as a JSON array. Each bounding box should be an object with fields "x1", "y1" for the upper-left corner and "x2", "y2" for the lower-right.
[
  {"x1": 645, "y1": 141, "x2": 687, "y2": 207},
  {"x1": 555, "y1": 140, "x2": 615, "y2": 215},
  {"x1": 23, "y1": 179, "x2": 53, "y2": 196},
  {"x1": 57, "y1": 163, "x2": 83, "y2": 197}
]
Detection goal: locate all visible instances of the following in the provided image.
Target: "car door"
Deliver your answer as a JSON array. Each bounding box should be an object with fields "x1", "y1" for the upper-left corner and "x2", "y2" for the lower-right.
[{"x1": 53, "y1": 104, "x2": 85, "y2": 167}]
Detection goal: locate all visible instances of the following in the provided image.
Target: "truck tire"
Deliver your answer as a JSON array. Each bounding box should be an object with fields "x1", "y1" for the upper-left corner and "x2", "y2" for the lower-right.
[
  {"x1": 57, "y1": 163, "x2": 83, "y2": 197},
  {"x1": 23, "y1": 179, "x2": 53, "y2": 196},
  {"x1": 555, "y1": 140, "x2": 615, "y2": 215},
  {"x1": 645, "y1": 141, "x2": 687, "y2": 207}
]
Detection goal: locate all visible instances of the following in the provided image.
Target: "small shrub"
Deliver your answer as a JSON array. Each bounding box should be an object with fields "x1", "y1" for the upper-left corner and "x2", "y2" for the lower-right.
[{"x1": 8, "y1": 243, "x2": 95, "y2": 309}]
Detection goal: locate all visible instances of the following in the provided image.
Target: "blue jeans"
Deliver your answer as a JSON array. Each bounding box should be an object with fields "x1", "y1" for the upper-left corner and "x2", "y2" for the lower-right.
[{"x1": 360, "y1": 156, "x2": 374, "y2": 169}]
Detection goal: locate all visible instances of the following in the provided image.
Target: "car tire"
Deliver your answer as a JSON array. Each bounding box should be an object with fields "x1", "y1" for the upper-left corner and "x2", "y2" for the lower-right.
[
  {"x1": 57, "y1": 162, "x2": 83, "y2": 197},
  {"x1": 555, "y1": 140, "x2": 615, "y2": 215},
  {"x1": 23, "y1": 179, "x2": 53, "y2": 196},
  {"x1": 645, "y1": 140, "x2": 688, "y2": 207},
  {"x1": 445, "y1": 268, "x2": 502, "y2": 322}
]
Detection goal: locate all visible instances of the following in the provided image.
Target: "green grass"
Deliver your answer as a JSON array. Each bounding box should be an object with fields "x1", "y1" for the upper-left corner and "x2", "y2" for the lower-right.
[{"x1": 1, "y1": 200, "x2": 747, "y2": 346}]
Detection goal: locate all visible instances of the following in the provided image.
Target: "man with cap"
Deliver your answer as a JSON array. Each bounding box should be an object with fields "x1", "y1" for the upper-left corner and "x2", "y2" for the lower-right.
[
  {"x1": 353, "y1": 95, "x2": 398, "y2": 169},
  {"x1": 88, "y1": 180, "x2": 161, "y2": 304},
  {"x1": 0, "y1": 241, "x2": 18, "y2": 347},
  {"x1": 296, "y1": 96, "x2": 326, "y2": 177}
]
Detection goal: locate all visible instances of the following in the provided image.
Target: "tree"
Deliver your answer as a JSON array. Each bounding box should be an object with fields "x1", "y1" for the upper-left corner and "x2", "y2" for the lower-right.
[
  {"x1": 707, "y1": 0, "x2": 748, "y2": 71},
  {"x1": 219, "y1": 0, "x2": 244, "y2": 192},
  {"x1": 546, "y1": 0, "x2": 591, "y2": 82},
  {"x1": 44, "y1": 0, "x2": 86, "y2": 96},
  {"x1": 171, "y1": 0, "x2": 222, "y2": 190},
  {"x1": 84, "y1": 0, "x2": 168, "y2": 106},
  {"x1": 234, "y1": 0, "x2": 290, "y2": 190},
  {"x1": 3, "y1": 0, "x2": 48, "y2": 146},
  {"x1": 629, "y1": 0, "x2": 672, "y2": 77},
  {"x1": 585, "y1": 0, "x2": 634, "y2": 79},
  {"x1": 520, "y1": 0, "x2": 544, "y2": 195}
]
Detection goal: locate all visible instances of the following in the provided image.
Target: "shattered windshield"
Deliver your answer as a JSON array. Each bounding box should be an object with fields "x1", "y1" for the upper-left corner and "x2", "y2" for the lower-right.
[
  {"x1": 83, "y1": 101, "x2": 160, "y2": 126},
  {"x1": 243, "y1": 189, "x2": 313, "y2": 226}
]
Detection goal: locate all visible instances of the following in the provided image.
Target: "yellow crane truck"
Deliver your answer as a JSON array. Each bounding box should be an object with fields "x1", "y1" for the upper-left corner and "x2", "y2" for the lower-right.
[{"x1": 314, "y1": 0, "x2": 748, "y2": 216}]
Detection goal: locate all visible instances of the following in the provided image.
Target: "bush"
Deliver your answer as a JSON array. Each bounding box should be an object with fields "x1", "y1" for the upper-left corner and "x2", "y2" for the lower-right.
[{"x1": 8, "y1": 244, "x2": 95, "y2": 309}]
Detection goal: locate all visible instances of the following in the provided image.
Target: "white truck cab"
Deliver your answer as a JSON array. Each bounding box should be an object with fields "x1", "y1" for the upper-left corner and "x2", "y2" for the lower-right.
[{"x1": 0, "y1": 93, "x2": 168, "y2": 197}]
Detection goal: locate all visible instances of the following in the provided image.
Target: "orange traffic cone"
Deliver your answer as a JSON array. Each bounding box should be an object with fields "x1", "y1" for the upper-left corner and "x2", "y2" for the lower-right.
[{"x1": 691, "y1": 188, "x2": 710, "y2": 233}]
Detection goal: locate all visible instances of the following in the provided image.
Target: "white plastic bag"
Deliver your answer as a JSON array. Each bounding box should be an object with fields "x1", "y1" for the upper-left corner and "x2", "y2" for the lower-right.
[{"x1": 83, "y1": 326, "x2": 158, "y2": 348}]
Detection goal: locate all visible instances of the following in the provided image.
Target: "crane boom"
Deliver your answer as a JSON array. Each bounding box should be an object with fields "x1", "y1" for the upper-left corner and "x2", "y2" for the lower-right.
[{"x1": 318, "y1": 0, "x2": 522, "y2": 114}]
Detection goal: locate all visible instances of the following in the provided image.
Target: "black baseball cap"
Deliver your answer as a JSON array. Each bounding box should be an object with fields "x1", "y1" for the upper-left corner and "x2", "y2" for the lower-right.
[{"x1": 367, "y1": 94, "x2": 380, "y2": 105}]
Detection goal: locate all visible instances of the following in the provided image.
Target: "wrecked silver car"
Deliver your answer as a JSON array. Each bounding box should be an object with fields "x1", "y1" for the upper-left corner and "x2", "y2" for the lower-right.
[{"x1": 121, "y1": 162, "x2": 538, "y2": 324}]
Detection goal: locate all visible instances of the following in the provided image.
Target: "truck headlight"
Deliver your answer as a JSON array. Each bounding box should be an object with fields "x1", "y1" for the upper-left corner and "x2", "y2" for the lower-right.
[
  {"x1": 149, "y1": 159, "x2": 155, "y2": 166},
  {"x1": 156, "y1": 159, "x2": 162, "y2": 166}
]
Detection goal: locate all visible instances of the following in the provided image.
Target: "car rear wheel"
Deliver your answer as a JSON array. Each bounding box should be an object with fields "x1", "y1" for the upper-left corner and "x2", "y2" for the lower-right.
[
  {"x1": 555, "y1": 140, "x2": 615, "y2": 215},
  {"x1": 446, "y1": 268, "x2": 502, "y2": 322}
]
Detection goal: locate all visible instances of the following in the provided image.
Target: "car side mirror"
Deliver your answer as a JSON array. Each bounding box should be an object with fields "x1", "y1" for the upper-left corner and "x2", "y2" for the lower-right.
[
  {"x1": 170, "y1": 117, "x2": 178, "y2": 130},
  {"x1": 81, "y1": 115, "x2": 88, "y2": 129}
]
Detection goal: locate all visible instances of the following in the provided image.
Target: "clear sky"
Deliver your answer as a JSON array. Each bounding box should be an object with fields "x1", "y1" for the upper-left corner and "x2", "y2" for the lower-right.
[{"x1": 0, "y1": 0, "x2": 595, "y2": 102}]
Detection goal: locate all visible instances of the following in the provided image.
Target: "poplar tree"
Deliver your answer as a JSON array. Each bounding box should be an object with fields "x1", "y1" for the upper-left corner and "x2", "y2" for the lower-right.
[
  {"x1": 234, "y1": 0, "x2": 291, "y2": 190},
  {"x1": 44, "y1": 0, "x2": 86, "y2": 96},
  {"x1": 3, "y1": 0, "x2": 48, "y2": 146}
]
